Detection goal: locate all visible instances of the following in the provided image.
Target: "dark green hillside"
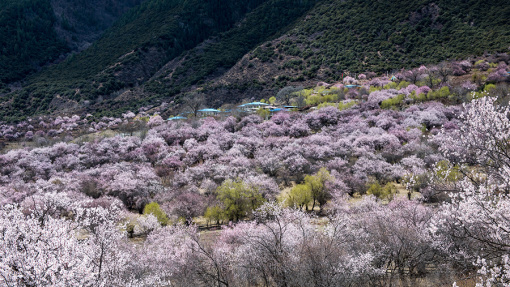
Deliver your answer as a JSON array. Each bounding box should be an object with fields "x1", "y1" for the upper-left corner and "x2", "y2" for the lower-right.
[
  {"x1": 50, "y1": 0, "x2": 147, "y2": 50},
  {"x1": 2, "y1": 0, "x2": 280, "y2": 120},
  {"x1": 36, "y1": 0, "x2": 270, "y2": 83},
  {"x1": 0, "y1": 0, "x2": 146, "y2": 86},
  {"x1": 145, "y1": 0, "x2": 510, "y2": 105},
  {"x1": 0, "y1": 0, "x2": 68, "y2": 83},
  {"x1": 282, "y1": 0, "x2": 510, "y2": 76},
  {"x1": 192, "y1": 0, "x2": 510, "y2": 102},
  {"x1": 1, "y1": 0, "x2": 509, "y2": 121},
  {"x1": 144, "y1": 0, "x2": 319, "y2": 97}
]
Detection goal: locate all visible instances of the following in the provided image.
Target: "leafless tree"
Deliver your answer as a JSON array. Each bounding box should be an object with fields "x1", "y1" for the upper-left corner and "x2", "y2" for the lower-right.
[
  {"x1": 433, "y1": 62, "x2": 452, "y2": 84},
  {"x1": 404, "y1": 68, "x2": 423, "y2": 84},
  {"x1": 182, "y1": 92, "x2": 206, "y2": 118},
  {"x1": 276, "y1": 86, "x2": 303, "y2": 105}
]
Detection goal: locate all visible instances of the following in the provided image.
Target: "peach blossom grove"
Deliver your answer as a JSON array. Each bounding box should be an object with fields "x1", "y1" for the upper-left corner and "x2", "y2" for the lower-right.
[{"x1": 1, "y1": 64, "x2": 510, "y2": 286}]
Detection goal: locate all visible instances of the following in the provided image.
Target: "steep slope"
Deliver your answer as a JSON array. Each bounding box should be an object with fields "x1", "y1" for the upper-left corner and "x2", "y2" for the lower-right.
[
  {"x1": 144, "y1": 0, "x2": 320, "y2": 102},
  {"x1": 0, "y1": 0, "x2": 145, "y2": 85},
  {"x1": 0, "y1": 0, "x2": 68, "y2": 84},
  {"x1": 120, "y1": 0, "x2": 510, "y2": 108},
  {"x1": 51, "y1": 0, "x2": 146, "y2": 51},
  {"x1": 200, "y1": 0, "x2": 510, "y2": 103},
  {"x1": 1, "y1": 0, "x2": 509, "y2": 121},
  {"x1": 2, "y1": 0, "x2": 315, "y2": 121}
]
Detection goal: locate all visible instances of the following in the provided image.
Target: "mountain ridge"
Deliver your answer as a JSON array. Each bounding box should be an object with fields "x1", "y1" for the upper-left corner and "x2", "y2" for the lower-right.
[{"x1": 1, "y1": 0, "x2": 509, "y2": 121}]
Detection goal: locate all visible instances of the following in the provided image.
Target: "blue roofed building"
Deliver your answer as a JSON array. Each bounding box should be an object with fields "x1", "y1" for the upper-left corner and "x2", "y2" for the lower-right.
[
  {"x1": 198, "y1": 108, "x2": 220, "y2": 117},
  {"x1": 167, "y1": 116, "x2": 187, "y2": 120},
  {"x1": 238, "y1": 102, "x2": 270, "y2": 111}
]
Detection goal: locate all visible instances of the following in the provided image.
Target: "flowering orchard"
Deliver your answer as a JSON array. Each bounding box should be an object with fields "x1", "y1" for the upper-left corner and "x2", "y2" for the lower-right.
[{"x1": 1, "y1": 60, "x2": 510, "y2": 285}]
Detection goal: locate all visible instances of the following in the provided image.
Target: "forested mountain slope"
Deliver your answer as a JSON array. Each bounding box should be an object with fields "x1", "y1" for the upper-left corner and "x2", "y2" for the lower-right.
[
  {"x1": 1, "y1": 0, "x2": 310, "y2": 121},
  {"x1": 0, "y1": 0, "x2": 144, "y2": 84},
  {"x1": 201, "y1": 0, "x2": 510, "y2": 104},
  {"x1": 1, "y1": 0, "x2": 509, "y2": 121},
  {"x1": 0, "y1": 0, "x2": 68, "y2": 83}
]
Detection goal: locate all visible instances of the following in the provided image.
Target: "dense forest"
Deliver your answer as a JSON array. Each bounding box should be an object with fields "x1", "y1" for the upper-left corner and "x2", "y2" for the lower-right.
[
  {"x1": 0, "y1": 0, "x2": 509, "y2": 121},
  {"x1": 0, "y1": 0, "x2": 145, "y2": 85},
  {"x1": 0, "y1": 0, "x2": 68, "y2": 83}
]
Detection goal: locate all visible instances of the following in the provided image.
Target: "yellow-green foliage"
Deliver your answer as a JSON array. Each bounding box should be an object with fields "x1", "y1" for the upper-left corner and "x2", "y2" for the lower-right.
[
  {"x1": 304, "y1": 167, "x2": 333, "y2": 208},
  {"x1": 143, "y1": 202, "x2": 169, "y2": 226},
  {"x1": 216, "y1": 179, "x2": 264, "y2": 221},
  {"x1": 306, "y1": 94, "x2": 325, "y2": 106},
  {"x1": 380, "y1": 94, "x2": 405, "y2": 109},
  {"x1": 204, "y1": 205, "x2": 227, "y2": 225},
  {"x1": 410, "y1": 91, "x2": 427, "y2": 102},
  {"x1": 383, "y1": 82, "x2": 398, "y2": 89},
  {"x1": 301, "y1": 89, "x2": 314, "y2": 97},
  {"x1": 484, "y1": 84, "x2": 496, "y2": 92},
  {"x1": 317, "y1": 102, "x2": 338, "y2": 109},
  {"x1": 469, "y1": 84, "x2": 496, "y2": 100},
  {"x1": 338, "y1": 100, "x2": 357, "y2": 111},
  {"x1": 472, "y1": 72, "x2": 487, "y2": 84},
  {"x1": 269, "y1": 96, "x2": 276, "y2": 104},
  {"x1": 137, "y1": 116, "x2": 150, "y2": 122},
  {"x1": 285, "y1": 184, "x2": 312, "y2": 209},
  {"x1": 323, "y1": 92, "x2": 339, "y2": 103},
  {"x1": 366, "y1": 182, "x2": 396, "y2": 200},
  {"x1": 284, "y1": 167, "x2": 333, "y2": 210},
  {"x1": 315, "y1": 86, "x2": 326, "y2": 94},
  {"x1": 469, "y1": 91, "x2": 486, "y2": 100},
  {"x1": 420, "y1": 123, "x2": 428, "y2": 133},
  {"x1": 418, "y1": 77, "x2": 441, "y2": 87},
  {"x1": 427, "y1": 86, "x2": 450, "y2": 100},
  {"x1": 397, "y1": 81, "x2": 410, "y2": 89},
  {"x1": 300, "y1": 87, "x2": 346, "y2": 106},
  {"x1": 475, "y1": 59, "x2": 486, "y2": 66},
  {"x1": 256, "y1": 107, "x2": 270, "y2": 119},
  {"x1": 370, "y1": 86, "x2": 382, "y2": 93}
]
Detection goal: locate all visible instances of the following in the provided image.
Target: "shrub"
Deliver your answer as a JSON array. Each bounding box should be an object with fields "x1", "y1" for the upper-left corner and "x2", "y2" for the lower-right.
[
  {"x1": 427, "y1": 86, "x2": 450, "y2": 100},
  {"x1": 383, "y1": 82, "x2": 398, "y2": 89},
  {"x1": 256, "y1": 108, "x2": 270, "y2": 119},
  {"x1": 338, "y1": 100, "x2": 357, "y2": 110},
  {"x1": 397, "y1": 81, "x2": 410, "y2": 90},
  {"x1": 366, "y1": 182, "x2": 396, "y2": 201},
  {"x1": 204, "y1": 205, "x2": 227, "y2": 225},
  {"x1": 380, "y1": 94, "x2": 405, "y2": 109},
  {"x1": 143, "y1": 202, "x2": 169, "y2": 226},
  {"x1": 285, "y1": 184, "x2": 312, "y2": 210},
  {"x1": 216, "y1": 179, "x2": 264, "y2": 222}
]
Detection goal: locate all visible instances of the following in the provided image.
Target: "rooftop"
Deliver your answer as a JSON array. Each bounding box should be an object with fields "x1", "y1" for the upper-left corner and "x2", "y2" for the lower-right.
[
  {"x1": 198, "y1": 108, "x2": 220, "y2": 112},
  {"x1": 238, "y1": 102, "x2": 270, "y2": 107},
  {"x1": 167, "y1": 116, "x2": 187, "y2": 120}
]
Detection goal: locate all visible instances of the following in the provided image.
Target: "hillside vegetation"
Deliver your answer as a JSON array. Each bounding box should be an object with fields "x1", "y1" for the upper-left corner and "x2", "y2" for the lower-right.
[
  {"x1": 283, "y1": 0, "x2": 510, "y2": 74},
  {"x1": 205, "y1": 0, "x2": 510, "y2": 101},
  {"x1": 1, "y1": 0, "x2": 509, "y2": 121},
  {"x1": 0, "y1": 0, "x2": 144, "y2": 85},
  {"x1": 0, "y1": 0, "x2": 67, "y2": 83},
  {"x1": 1, "y1": 65, "x2": 510, "y2": 284},
  {"x1": 2, "y1": 0, "x2": 301, "y2": 121}
]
